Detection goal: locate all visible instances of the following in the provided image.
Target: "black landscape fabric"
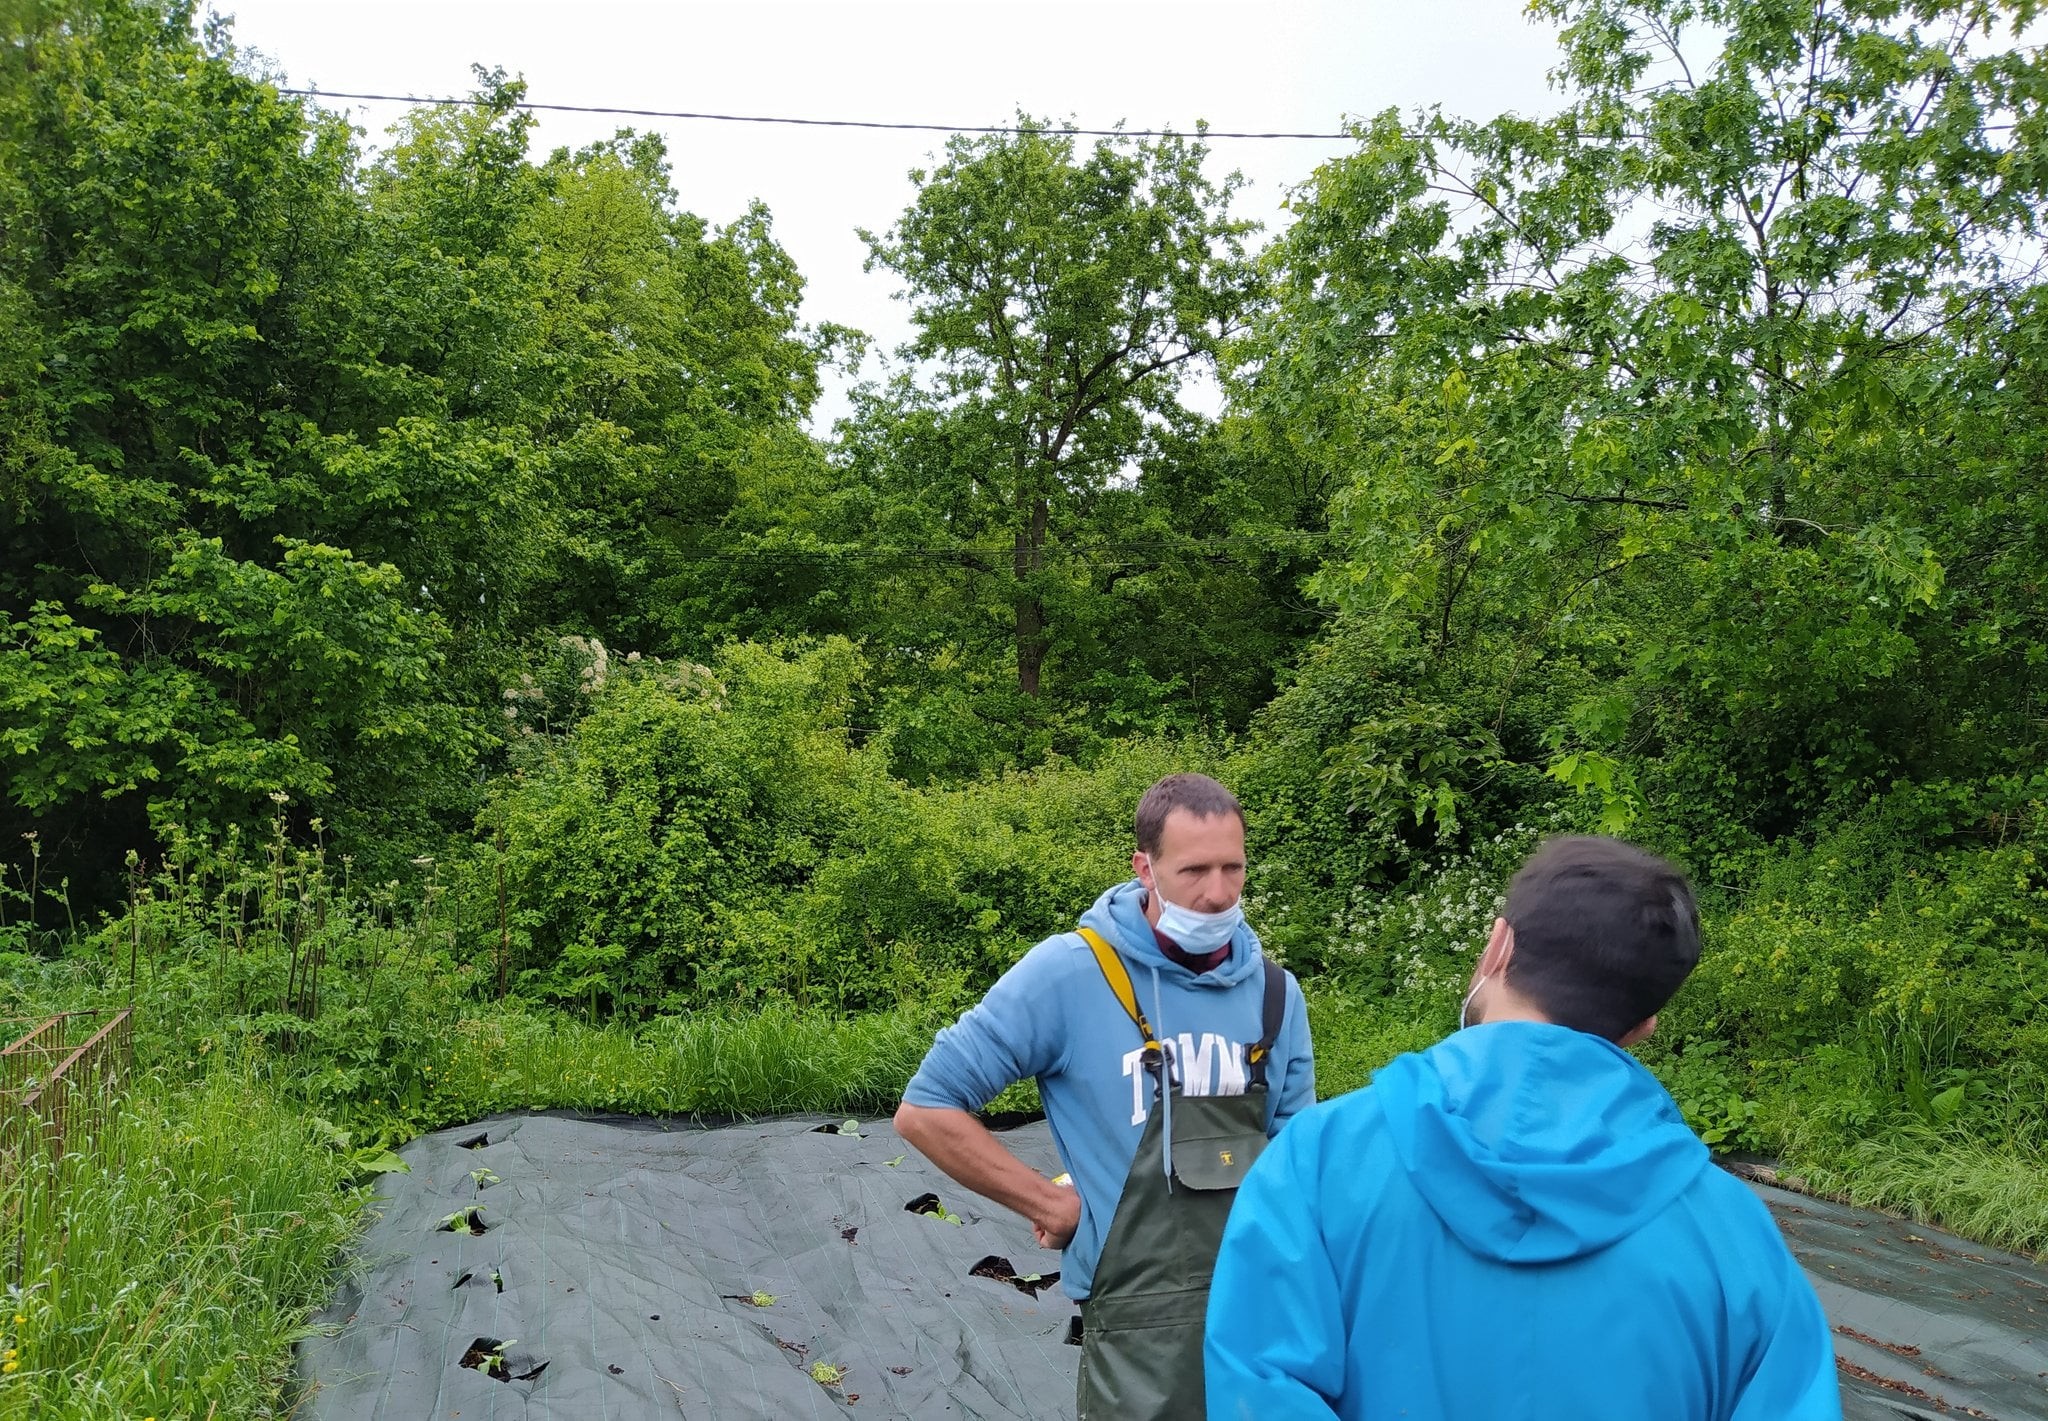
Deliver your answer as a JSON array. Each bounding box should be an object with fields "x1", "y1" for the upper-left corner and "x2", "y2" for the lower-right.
[
  {"x1": 298, "y1": 1114, "x2": 2048, "y2": 1420},
  {"x1": 1753, "y1": 1177, "x2": 2048, "y2": 1421},
  {"x1": 297, "y1": 1112, "x2": 1079, "y2": 1419}
]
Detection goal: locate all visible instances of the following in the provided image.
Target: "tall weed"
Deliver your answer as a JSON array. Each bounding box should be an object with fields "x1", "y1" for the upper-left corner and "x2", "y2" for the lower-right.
[{"x1": 0, "y1": 1065, "x2": 362, "y2": 1420}]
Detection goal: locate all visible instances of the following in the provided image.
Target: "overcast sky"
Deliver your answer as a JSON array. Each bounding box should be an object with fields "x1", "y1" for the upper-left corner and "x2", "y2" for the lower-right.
[{"x1": 218, "y1": 1, "x2": 1570, "y2": 422}]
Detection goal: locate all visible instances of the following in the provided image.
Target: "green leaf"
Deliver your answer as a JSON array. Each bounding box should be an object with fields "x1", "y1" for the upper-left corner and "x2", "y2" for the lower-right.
[{"x1": 355, "y1": 1149, "x2": 411, "y2": 1176}]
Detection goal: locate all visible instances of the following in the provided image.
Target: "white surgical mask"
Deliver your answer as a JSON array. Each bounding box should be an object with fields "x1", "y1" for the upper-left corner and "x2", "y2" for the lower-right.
[
  {"x1": 1151, "y1": 894, "x2": 1244, "y2": 953},
  {"x1": 1459, "y1": 973, "x2": 1491, "y2": 1030}
]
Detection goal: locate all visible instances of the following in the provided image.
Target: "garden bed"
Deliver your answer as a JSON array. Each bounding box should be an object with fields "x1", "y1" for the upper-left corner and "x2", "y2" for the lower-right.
[
  {"x1": 296, "y1": 1112, "x2": 1079, "y2": 1418},
  {"x1": 295, "y1": 1112, "x2": 2048, "y2": 1419}
]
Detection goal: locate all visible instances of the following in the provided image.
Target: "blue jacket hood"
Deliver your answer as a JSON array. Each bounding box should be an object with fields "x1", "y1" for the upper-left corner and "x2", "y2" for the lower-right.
[
  {"x1": 1077, "y1": 879, "x2": 1266, "y2": 989},
  {"x1": 1373, "y1": 1021, "x2": 1710, "y2": 1263}
]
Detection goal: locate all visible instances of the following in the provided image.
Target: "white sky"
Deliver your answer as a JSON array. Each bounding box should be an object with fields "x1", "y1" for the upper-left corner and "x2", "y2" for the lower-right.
[{"x1": 218, "y1": 1, "x2": 1570, "y2": 424}]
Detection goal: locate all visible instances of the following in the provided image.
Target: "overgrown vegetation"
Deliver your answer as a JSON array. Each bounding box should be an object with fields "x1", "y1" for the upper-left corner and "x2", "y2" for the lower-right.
[
  {"x1": 5, "y1": 0, "x2": 2048, "y2": 1413},
  {"x1": 0, "y1": 1066, "x2": 361, "y2": 1418}
]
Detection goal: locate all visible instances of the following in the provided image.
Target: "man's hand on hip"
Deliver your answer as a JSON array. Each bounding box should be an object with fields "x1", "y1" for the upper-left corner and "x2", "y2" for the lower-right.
[
  {"x1": 896, "y1": 1101, "x2": 1081, "y2": 1254},
  {"x1": 1033, "y1": 1185, "x2": 1082, "y2": 1250}
]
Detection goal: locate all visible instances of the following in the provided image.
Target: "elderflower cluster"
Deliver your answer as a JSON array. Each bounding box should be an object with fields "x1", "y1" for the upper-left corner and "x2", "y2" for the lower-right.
[{"x1": 1326, "y1": 823, "x2": 1544, "y2": 991}]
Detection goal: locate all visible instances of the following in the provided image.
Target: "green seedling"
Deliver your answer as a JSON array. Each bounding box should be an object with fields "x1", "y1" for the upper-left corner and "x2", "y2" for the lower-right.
[
  {"x1": 906, "y1": 1190, "x2": 964, "y2": 1225},
  {"x1": 835, "y1": 1118, "x2": 862, "y2": 1137},
  {"x1": 361, "y1": 1150, "x2": 410, "y2": 1176},
  {"x1": 750, "y1": 1289, "x2": 776, "y2": 1307},
  {"x1": 438, "y1": 1206, "x2": 487, "y2": 1235},
  {"x1": 310, "y1": 1115, "x2": 409, "y2": 1176},
  {"x1": 810, "y1": 1361, "x2": 845, "y2": 1387},
  {"x1": 471, "y1": 1167, "x2": 500, "y2": 1190},
  {"x1": 473, "y1": 1339, "x2": 515, "y2": 1375},
  {"x1": 884, "y1": 1154, "x2": 905, "y2": 1167}
]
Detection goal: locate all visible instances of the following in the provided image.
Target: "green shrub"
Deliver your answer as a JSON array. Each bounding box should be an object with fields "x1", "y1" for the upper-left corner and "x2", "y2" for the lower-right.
[
  {"x1": 483, "y1": 639, "x2": 886, "y2": 1012},
  {"x1": 1307, "y1": 985, "x2": 1456, "y2": 1097},
  {"x1": 1228, "y1": 627, "x2": 1573, "y2": 969},
  {"x1": 483, "y1": 641, "x2": 1221, "y2": 1011},
  {"x1": 1658, "y1": 811, "x2": 2048, "y2": 1127},
  {"x1": 793, "y1": 738, "x2": 1198, "y2": 1001}
]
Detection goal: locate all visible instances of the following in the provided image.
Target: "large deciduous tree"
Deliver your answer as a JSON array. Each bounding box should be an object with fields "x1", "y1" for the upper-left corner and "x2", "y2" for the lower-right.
[
  {"x1": 856, "y1": 119, "x2": 1259, "y2": 702},
  {"x1": 0, "y1": 1, "x2": 828, "y2": 900},
  {"x1": 1241, "y1": 0, "x2": 2048, "y2": 871}
]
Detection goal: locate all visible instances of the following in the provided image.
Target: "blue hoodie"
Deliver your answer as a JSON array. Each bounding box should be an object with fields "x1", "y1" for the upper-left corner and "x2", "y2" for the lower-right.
[
  {"x1": 902, "y1": 880, "x2": 1315, "y2": 1300},
  {"x1": 1205, "y1": 1022, "x2": 1840, "y2": 1421}
]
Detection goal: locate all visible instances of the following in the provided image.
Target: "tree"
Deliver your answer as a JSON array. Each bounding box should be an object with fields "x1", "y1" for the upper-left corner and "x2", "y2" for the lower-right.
[
  {"x1": 0, "y1": 4, "x2": 832, "y2": 901},
  {"x1": 856, "y1": 119, "x2": 1259, "y2": 702},
  {"x1": 0, "y1": 0, "x2": 475, "y2": 888},
  {"x1": 1242, "y1": 0, "x2": 2048, "y2": 865}
]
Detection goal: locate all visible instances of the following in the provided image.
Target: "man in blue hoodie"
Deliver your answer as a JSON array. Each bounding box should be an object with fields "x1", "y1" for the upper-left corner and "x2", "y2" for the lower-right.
[
  {"x1": 1205, "y1": 835, "x2": 1841, "y2": 1421},
  {"x1": 896, "y1": 772, "x2": 1315, "y2": 1420}
]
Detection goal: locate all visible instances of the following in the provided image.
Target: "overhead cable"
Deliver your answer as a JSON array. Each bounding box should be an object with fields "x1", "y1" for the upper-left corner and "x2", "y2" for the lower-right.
[
  {"x1": 273, "y1": 88, "x2": 1356, "y2": 140},
  {"x1": 276, "y1": 87, "x2": 2024, "y2": 144}
]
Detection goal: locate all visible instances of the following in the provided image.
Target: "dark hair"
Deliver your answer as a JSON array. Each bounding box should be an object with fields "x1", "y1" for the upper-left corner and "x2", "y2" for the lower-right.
[
  {"x1": 1134, "y1": 773, "x2": 1245, "y2": 856},
  {"x1": 1501, "y1": 835, "x2": 1701, "y2": 1042}
]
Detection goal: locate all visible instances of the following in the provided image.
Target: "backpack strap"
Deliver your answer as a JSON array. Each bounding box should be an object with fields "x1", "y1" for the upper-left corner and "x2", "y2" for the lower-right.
[
  {"x1": 1246, "y1": 957, "x2": 1287, "y2": 1092},
  {"x1": 1082, "y1": 927, "x2": 1286, "y2": 1094}
]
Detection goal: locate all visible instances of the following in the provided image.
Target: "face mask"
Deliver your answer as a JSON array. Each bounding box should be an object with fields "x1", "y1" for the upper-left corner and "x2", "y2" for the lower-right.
[
  {"x1": 1151, "y1": 894, "x2": 1244, "y2": 953},
  {"x1": 1459, "y1": 973, "x2": 1491, "y2": 1031}
]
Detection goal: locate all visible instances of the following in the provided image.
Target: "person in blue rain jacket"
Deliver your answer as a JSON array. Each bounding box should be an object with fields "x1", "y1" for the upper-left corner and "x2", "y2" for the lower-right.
[{"x1": 1205, "y1": 834, "x2": 1841, "y2": 1421}]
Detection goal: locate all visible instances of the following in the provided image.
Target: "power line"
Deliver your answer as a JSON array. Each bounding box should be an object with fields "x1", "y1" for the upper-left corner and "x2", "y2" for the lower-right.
[
  {"x1": 274, "y1": 88, "x2": 1356, "y2": 141},
  {"x1": 274, "y1": 87, "x2": 2027, "y2": 147}
]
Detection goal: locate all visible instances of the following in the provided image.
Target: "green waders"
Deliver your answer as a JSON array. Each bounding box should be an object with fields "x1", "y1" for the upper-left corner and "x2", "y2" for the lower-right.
[{"x1": 1072, "y1": 927, "x2": 1286, "y2": 1421}]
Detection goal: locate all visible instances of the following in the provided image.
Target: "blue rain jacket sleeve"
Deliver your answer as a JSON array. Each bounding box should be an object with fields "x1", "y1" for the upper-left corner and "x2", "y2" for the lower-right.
[
  {"x1": 1205, "y1": 1104, "x2": 1345, "y2": 1421},
  {"x1": 1730, "y1": 1261, "x2": 1841, "y2": 1421}
]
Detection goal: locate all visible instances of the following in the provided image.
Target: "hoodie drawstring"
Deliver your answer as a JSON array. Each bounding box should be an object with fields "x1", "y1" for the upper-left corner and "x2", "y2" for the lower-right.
[{"x1": 1151, "y1": 965, "x2": 1174, "y2": 1189}]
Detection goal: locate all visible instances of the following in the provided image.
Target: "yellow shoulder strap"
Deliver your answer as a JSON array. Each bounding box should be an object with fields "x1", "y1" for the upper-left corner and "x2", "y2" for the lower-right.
[{"x1": 1076, "y1": 926, "x2": 1160, "y2": 1051}]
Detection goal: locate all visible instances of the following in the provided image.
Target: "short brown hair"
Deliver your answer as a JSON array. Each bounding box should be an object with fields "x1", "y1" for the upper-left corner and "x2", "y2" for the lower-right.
[
  {"x1": 1502, "y1": 835, "x2": 1701, "y2": 1041},
  {"x1": 1134, "y1": 773, "x2": 1245, "y2": 855}
]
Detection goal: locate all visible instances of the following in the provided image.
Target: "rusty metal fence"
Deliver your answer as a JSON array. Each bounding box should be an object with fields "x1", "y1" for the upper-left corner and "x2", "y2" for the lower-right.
[{"x1": 0, "y1": 1009, "x2": 134, "y2": 1163}]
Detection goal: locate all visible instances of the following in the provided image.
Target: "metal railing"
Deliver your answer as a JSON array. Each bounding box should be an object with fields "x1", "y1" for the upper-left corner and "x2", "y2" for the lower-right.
[
  {"x1": 0, "y1": 1016, "x2": 66, "y2": 1099},
  {"x1": 0, "y1": 1010, "x2": 134, "y2": 1162}
]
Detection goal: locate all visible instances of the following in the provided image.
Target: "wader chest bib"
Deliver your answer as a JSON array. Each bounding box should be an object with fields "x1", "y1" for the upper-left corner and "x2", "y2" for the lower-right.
[{"x1": 1072, "y1": 926, "x2": 1285, "y2": 1421}]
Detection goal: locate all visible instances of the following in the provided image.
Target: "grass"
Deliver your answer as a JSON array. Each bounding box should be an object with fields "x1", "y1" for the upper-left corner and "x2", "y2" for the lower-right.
[
  {"x1": 1786, "y1": 1127, "x2": 2048, "y2": 1259},
  {"x1": 4, "y1": 825, "x2": 2045, "y2": 1419},
  {"x1": 408, "y1": 1001, "x2": 948, "y2": 1125},
  {"x1": 0, "y1": 1065, "x2": 361, "y2": 1421},
  {"x1": 0, "y1": 994, "x2": 1030, "y2": 1420},
  {"x1": 0, "y1": 973, "x2": 1467, "y2": 1421},
  {"x1": 403, "y1": 987, "x2": 1450, "y2": 1129}
]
